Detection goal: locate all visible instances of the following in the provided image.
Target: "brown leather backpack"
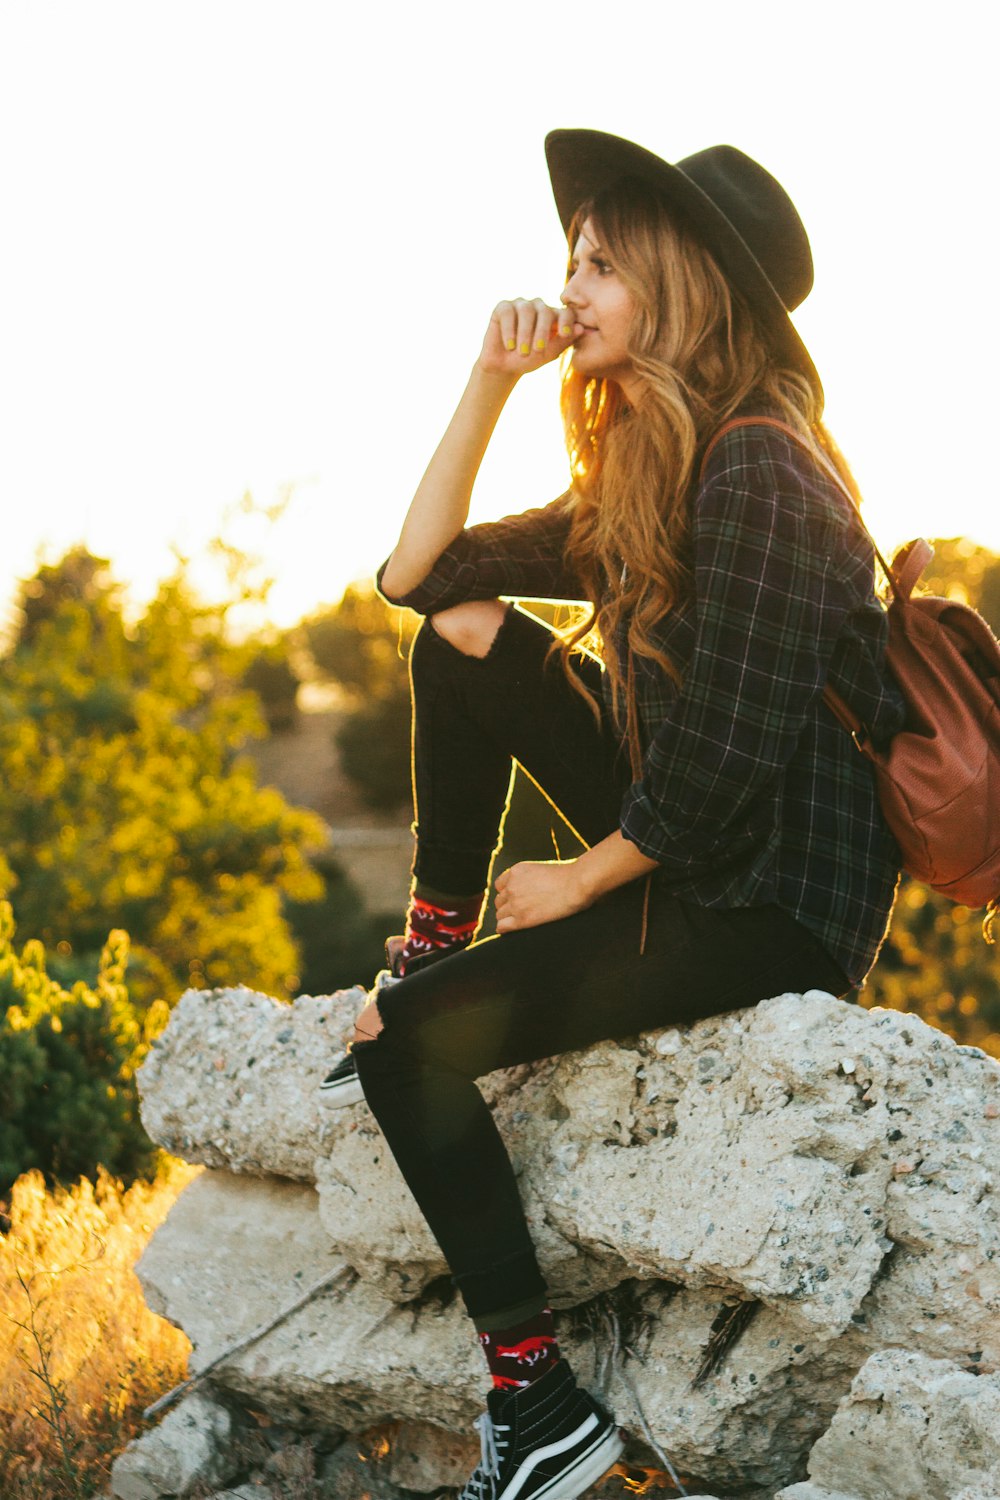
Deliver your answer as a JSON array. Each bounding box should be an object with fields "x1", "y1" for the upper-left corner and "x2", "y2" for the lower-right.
[{"x1": 703, "y1": 417, "x2": 1000, "y2": 941}]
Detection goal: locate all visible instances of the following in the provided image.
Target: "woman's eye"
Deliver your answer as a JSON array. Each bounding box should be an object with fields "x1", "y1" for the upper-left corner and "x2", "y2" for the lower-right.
[{"x1": 594, "y1": 258, "x2": 613, "y2": 275}]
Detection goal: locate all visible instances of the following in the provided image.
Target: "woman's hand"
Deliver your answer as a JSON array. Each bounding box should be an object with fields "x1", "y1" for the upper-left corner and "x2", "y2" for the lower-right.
[
  {"x1": 479, "y1": 299, "x2": 581, "y2": 378},
  {"x1": 494, "y1": 859, "x2": 592, "y2": 933}
]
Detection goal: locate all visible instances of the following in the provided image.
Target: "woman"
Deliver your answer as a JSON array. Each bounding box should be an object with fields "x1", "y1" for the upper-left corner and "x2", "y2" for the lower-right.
[{"x1": 330, "y1": 131, "x2": 905, "y2": 1500}]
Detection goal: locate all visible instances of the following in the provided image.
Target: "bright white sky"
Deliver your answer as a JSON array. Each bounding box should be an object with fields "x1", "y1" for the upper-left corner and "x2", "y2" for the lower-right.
[{"x1": 1, "y1": 2, "x2": 995, "y2": 630}]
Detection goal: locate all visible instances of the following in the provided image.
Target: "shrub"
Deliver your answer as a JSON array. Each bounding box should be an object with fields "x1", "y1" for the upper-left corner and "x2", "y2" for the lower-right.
[
  {"x1": 0, "y1": 1156, "x2": 195, "y2": 1499},
  {"x1": 0, "y1": 905, "x2": 163, "y2": 1196}
]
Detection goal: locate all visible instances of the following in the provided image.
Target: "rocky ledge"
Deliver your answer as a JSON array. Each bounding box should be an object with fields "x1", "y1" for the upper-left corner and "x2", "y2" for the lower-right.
[{"x1": 115, "y1": 982, "x2": 1000, "y2": 1499}]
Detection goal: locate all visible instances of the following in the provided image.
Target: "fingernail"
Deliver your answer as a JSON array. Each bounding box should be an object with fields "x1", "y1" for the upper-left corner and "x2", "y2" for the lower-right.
[
  {"x1": 520, "y1": 342, "x2": 530, "y2": 355},
  {"x1": 560, "y1": 326, "x2": 571, "y2": 337},
  {"x1": 506, "y1": 339, "x2": 516, "y2": 351},
  {"x1": 535, "y1": 338, "x2": 545, "y2": 352}
]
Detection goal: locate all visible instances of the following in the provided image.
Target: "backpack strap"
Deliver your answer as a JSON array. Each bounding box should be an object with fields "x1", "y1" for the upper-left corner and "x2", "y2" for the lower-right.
[{"x1": 890, "y1": 536, "x2": 935, "y2": 601}]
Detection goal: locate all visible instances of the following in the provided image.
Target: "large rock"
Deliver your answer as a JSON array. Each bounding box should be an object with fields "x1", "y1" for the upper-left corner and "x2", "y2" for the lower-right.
[
  {"x1": 136, "y1": 985, "x2": 1000, "y2": 1495},
  {"x1": 775, "y1": 1348, "x2": 1000, "y2": 1499},
  {"x1": 137, "y1": 1170, "x2": 484, "y2": 1434},
  {"x1": 110, "y1": 1392, "x2": 239, "y2": 1499},
  {"x1": 137, "y1": 985, "x2": 361, "y2": 1180}
]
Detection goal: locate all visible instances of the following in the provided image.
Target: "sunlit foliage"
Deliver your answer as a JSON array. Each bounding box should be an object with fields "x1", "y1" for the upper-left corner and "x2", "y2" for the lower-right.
[
  {"x1": 0, "y1": 1156, "x2": 195, "y2": 1499},
  {"x1": 864, "y1": 878, "x2": 1000, "y2": 1058},
  {"x1": 0, "y1": 549, "x2": 324, "y2": 1003},
  {"x1": 298, "y1": 584, "x2": 417, "y2": 811},
  {"x1": 301, "y1": 582, "x2": 418, "y2": 703},
  {"x1": 918, "y1": 536, "x2": 1000, "y2": 634}
]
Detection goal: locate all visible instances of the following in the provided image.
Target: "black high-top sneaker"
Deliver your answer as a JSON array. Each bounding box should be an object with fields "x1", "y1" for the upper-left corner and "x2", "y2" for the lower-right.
[{"x1": 457, "y1": 1358, "x2": 624, "y2": 1500}]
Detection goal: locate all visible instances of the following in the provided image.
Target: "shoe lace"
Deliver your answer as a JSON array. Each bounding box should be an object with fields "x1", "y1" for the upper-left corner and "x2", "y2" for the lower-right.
[{"x1": 458, "y1": 1413, "x2": 511, "y2": 1500}]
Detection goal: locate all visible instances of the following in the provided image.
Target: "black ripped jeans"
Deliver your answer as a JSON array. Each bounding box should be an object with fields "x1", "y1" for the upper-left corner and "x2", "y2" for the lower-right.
[{"x1": 353, "y1": 605, "x2": 849, "y2": 1327}]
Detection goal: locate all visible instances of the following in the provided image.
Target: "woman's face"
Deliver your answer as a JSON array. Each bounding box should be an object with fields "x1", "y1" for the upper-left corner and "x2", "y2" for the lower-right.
[{"x1": 561, "y1": 217, "x2": 638, "y2": 395}]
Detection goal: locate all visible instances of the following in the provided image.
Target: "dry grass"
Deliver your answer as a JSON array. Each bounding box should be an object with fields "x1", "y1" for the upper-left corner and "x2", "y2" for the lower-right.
[{"x1": 0, "y1": 1155, "x2": 198, "y2": 1499}]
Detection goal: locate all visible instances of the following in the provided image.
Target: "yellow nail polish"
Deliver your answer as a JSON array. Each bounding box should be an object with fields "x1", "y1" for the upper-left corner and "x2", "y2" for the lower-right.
[
  {"x1": 535, "y1": 338, "x2": 545, "y2": 352},
  {"x1": 520, "y1": 342, "x2": 530, "y2": 355},
  {"x1": 560, "y1": 326, "x2": 571, "y2": 337},
  {"x1": 506, "y1": 339, "x2": 516, "y2": 351}
]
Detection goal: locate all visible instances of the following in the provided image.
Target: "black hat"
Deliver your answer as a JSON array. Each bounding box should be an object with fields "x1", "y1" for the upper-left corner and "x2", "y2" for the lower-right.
[{"x1": 545, "y1": 129, "x2": 822, "y2": 401}]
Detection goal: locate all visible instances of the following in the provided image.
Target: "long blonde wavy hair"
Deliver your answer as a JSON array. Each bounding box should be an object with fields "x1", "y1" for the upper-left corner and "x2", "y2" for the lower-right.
[{"x1": 553, "y1": 176, "x2": 859, "y2": 776}]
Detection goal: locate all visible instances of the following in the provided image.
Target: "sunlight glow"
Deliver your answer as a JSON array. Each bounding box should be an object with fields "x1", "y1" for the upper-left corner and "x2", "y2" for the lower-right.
[{"x1": 1, "y1": 2, "x2": 994, "y2": 626}]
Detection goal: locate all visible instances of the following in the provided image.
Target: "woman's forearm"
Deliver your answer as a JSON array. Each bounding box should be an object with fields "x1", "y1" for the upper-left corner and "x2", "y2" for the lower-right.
[
  {"x1": 573, "y1": 828, "x2": 659, "y2": 903},
  {"x1": 380, "y1": 364, "x2": 518, "y2": 599}
]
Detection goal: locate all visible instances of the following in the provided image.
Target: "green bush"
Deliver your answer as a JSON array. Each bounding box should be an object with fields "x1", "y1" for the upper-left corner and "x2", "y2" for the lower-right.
[
  {"x1": 285, "y1": 855, "x2": 399, "y2": 995},
  {"x1": 0, "y1": 550, "x2": 325, "y2": 1004},
  {"x1": 334, "y1": 680, "x2": 413, "y2": 812},
  {"x1": 0, "y1": 904, "x2": 162, "y2": 1195},
  {"x1": 242, "y1": 642, "x2": 300, "y2": 732}
]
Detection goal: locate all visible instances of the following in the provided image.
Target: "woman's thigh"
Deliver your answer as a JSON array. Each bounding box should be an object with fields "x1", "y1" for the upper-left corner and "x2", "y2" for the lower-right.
[{"x1": 375, "y1": 877, "x2": 849, "y2": 1077}]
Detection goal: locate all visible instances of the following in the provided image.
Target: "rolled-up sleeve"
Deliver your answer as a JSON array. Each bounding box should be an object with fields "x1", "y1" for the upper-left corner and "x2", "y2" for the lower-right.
[
  {"x1": 620, "y1": 438, "x2": 852, "y2": 874},
  {"x1": 375, "y1": 494, "x2": 587, "y2": 614}
]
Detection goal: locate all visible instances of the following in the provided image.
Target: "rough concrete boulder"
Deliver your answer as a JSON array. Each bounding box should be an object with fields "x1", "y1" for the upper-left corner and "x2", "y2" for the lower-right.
[
  {"x1": 110, "y1": 1392, "x2": 239, "y2": 1499},
  {"x1": 139, "y1": 1164, "x2": 854, "y2": 1492},
  {"x1": 774, "y1": 1348, "x2": 1000, "y2": 1499},
  {"x1": 137, "y1": 1170, "x2": 486, "y2": 1434},
  {"x1": 136, "y1": 985, "x2": 1000, "y2": 1495},
  {"x1": 139, "y1": 986, "x2": 1000, "y2": 1358},
  {"x1": 137, "y1": 985, "x2": 362, "y2": 1180},
  {"x1": 381, "y1": 1421, "x2": 480, "y2": 1491}
]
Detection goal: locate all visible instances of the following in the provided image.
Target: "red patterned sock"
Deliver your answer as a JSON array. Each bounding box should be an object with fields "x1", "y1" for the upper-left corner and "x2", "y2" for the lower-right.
[
  {"x1": 477, "y1": 1308, "x2": 560, "y2": 1390},
  {"x1": 397, "y1": 886, "x2": 484, "y2": 975}
]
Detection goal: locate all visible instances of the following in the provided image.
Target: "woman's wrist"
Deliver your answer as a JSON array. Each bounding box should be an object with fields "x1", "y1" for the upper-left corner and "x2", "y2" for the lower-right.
[
  {"x1": 573, "y1": 830, "x2": 659, "y2": 905},
  {"x1": 471, "y1": 359, "x2": 520, "y2": 398}
]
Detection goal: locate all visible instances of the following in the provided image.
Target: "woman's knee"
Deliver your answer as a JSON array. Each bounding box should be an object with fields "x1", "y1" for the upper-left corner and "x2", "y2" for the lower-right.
[{"x1": 426, "y1": 600, "x2": 508, "y2": 659}]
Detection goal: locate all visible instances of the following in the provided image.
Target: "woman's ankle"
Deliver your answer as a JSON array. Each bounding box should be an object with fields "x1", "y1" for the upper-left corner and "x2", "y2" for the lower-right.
[
  {"x1": 397, "y1": 883, "x2": 485, "y2": 974},
  {"x1": 476, "y1": 1307, "x2": 560, "y2": 1390}
]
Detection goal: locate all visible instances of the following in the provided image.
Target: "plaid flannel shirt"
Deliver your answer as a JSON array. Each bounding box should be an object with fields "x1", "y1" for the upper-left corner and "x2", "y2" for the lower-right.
[{"x1": 376, "y1": 417, "x2": 905, "y2": 985}]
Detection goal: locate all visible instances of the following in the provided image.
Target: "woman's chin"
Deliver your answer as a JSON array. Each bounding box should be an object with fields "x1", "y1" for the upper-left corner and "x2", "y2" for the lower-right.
[{"x1": 570, "y1": 352, "x2": 606, "y2": 381}]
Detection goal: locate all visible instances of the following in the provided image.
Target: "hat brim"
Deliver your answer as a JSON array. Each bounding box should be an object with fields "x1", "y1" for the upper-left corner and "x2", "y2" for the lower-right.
[{"x1": 545, "y1": 129, "x2": 822, "y2": 403}]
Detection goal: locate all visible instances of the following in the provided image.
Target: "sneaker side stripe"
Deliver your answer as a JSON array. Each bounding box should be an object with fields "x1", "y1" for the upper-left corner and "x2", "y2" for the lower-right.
[
  {"x1": 532, "y1": 1426, "x2": 624, "y2": 1500},
  {"x1": 497, "y1": 1412, "x2": 599, "y2": 1500}
]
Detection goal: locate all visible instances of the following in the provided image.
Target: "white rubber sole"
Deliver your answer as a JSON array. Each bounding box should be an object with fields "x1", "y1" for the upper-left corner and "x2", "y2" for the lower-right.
[
  {"x1": 509, "y1": 1422, "x2": 625, "y2": 1500},
  {"x1": 318, "y1": 1079, "x2": 364, "y2": 1109},
  {"x1": 317, "y1": 1063, "x2": 365, "y2": 1110}
]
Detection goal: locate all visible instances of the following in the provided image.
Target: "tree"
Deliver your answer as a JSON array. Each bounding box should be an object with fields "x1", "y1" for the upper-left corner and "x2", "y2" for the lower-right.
[
  {"x1": 299, "y1": 584, "x2": 418, "y2": 812},
  {"x1": 0, "y1": 551, "x2": 324, "y2": 1004},
  {"x1": 242, "y1": 641, "x2": 301, "y2": 733},
  {"x1": 301, "y1": 583, "x2": 417, "y2": 702},
  {"x1": 918, "y1": 536, "x2": 1000, "y2": 635},
  {"x1": 284, "y1": 852, "x2": 400, "y2": 996},
  {"x1": 863, "y1": 878, "x2": 1000, "y2": 1057}
]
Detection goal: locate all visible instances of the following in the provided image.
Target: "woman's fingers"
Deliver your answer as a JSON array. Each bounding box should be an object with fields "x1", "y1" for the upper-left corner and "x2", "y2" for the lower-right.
[
  {"x1": 514, "y1": 299, "x2": 537, "y2": 355},
  {"x1": 513, "y1": 298, "x2": 550, "y2": 356},
  {"x1": 495, "y1": 302, "x2": 518, "y2": 353},
  {"x1": 481, "y1": 300, "x2": 575, "y2": 375},
  {"x1": 494, "y1": 863, "x2": 530, "y2": 929}
]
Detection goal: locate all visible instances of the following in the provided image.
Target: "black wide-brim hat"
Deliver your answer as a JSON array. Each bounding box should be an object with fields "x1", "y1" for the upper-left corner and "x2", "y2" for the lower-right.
[{"x1": 545, "y1": 129, "x2": 822, "y2": 403}]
